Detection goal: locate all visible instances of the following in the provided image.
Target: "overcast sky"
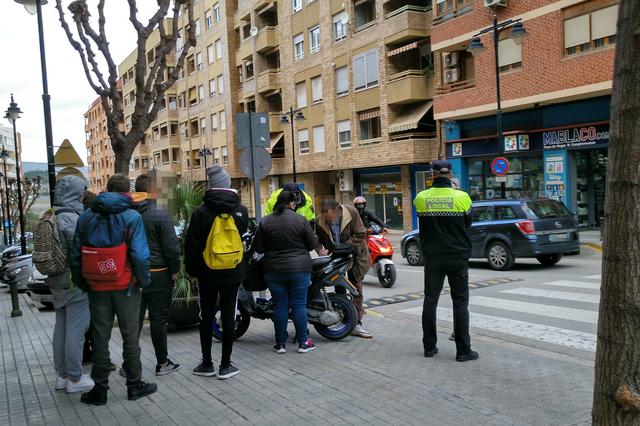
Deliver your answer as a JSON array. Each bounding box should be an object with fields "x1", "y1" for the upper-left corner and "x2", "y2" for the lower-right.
[{"x1": 0, "y1": 1, "x2": 157, "y2": 164}]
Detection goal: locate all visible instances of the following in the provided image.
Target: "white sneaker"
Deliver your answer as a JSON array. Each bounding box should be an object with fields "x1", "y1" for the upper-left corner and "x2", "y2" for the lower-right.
[
  {"x1": 55, "y1": 376, "x2": 68, "y2": 391},
  {"x1": 351, "y1": 323, "x2": 374, "y2": 338},
  {"x1": 65, "y1": 374, "x2": 95, "y2": 394}
]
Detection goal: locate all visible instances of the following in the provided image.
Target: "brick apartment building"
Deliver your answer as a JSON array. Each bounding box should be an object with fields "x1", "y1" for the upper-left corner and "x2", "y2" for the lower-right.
[
  {"x1": 432, "y1": 0, "x2": 616, "y2": 228},
  {"x1": 0, "y1": 124, "x2": 21, "y2": 179}
]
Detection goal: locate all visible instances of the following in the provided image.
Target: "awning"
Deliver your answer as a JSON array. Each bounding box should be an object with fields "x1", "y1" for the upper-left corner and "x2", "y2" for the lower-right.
[
  {"x1": 389, "y1": 101, "x2": 433, "y2": 133},
  {"x1": 358, "y1": 109, "x2": 381, "y2": 121},
  {"x1": 387, "y1": 42, "x2": 419, "y2": 57},
  {"x1": 266, "y1": 132, "x2": 284, "y2": 154}
]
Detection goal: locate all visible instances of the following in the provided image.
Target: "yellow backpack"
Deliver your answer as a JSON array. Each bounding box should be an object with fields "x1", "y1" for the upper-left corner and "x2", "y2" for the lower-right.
[{"x1": 203, "y1": 213, "x2": 243, "y2": 270}]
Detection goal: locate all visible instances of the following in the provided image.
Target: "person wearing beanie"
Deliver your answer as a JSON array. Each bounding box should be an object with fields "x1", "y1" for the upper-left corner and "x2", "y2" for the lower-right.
[{"x1": 184, "y1": 165, "x2": 248, "y2": 380}]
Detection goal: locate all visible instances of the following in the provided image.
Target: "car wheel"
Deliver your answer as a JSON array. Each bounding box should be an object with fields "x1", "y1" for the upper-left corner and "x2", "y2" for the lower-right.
[
  {"x1": 487, "y1": 241, "x2": 514, "y2": 271},
  {"x1": 536, "y1": 254, "x2": 562, "y2": 266},
  {"x1": 405, "y1": 241, "x2": 423, "y2": 266}
]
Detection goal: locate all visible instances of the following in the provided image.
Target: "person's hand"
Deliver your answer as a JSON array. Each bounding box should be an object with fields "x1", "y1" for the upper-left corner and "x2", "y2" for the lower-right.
[
  {"x1": 366, "y1": 228, "x2": 373, "y2": 235},
  {"x1": 317, "y1": 247, "x2": 329, "y2": 256},
  {"x1": 382, "y1": 228, "x2": 389, "y2": 233},
  {"x1": 171, "y1": 273, "x2": 178, "y2": 282}
]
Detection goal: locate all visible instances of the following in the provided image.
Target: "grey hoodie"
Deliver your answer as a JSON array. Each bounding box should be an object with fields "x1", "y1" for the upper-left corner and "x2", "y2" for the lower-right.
[{"x1": 48, "y1": 175, "x2": 86, "y2": 289}]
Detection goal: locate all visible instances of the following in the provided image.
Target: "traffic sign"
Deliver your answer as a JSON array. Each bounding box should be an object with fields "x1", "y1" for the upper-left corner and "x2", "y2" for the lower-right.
[
  {"x1": 236, "y1": 113, "x2": 270, "y2": 149},
  {"x1": 240, "y1": 146, "x2": 272, "y2": 180},
  {"x1": 491, "y1": 157, "x2": 510, "y2": 176}
]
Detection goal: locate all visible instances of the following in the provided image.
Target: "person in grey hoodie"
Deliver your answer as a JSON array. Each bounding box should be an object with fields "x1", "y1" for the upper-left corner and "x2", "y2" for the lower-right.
[{"x1": 49, "y1": 176, "x2": 95, "y2": 394}]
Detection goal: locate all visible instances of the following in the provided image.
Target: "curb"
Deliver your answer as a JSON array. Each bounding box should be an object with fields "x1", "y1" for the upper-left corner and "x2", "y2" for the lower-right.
[{"x1": 583, "y1": 242, "x2": 603, "y2": 253}]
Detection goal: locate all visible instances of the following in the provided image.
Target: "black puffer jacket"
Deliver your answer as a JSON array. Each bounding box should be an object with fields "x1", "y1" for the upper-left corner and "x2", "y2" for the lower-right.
[
  {"x1": 254, "y1": 207, "x2": 321, "y2": 274},
  {"x1": 132, "y1": 194, "x2": 180, "y2": 274},
  {"x1": 185, "y1": 189, "x2": 249, "y2": 285}
]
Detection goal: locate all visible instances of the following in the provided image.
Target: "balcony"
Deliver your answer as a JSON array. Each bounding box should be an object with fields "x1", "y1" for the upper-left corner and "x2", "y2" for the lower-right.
[
  {"x1": 384, "y1": 7, "x2": 432, "y2": 45},
  {"x1": 257, "y1": 69, "x2": 281, "y2": 94},
  {"x1": 387, "y1": 70, "x2": 434, "y2": 104},
  {"x1": 269, "y1": 113, "x2": 283, "y2": 133},
  {"x1": 236, "y1": 38, "x2": 253, "y2": 63},
  {"x1": 256, "y1": 26, "x2": 279, "y2": 53}
]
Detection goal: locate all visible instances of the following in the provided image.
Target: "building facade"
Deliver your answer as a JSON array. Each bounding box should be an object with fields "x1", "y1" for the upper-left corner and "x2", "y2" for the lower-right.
[
  {"x1": 432, "y1": 0, "x2": 616, "y2": 228},
  {"x1": 0, "y1": 124, "x2": 20, "y2": 179}
]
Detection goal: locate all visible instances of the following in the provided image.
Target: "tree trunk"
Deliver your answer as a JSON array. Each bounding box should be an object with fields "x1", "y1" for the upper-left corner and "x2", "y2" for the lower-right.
[
  {"x1": 114, "y1": 153, "x2": 132, "y2": 177},
  {"x1": 592, "y1": 1, "x2": 640, "y2": 424}
]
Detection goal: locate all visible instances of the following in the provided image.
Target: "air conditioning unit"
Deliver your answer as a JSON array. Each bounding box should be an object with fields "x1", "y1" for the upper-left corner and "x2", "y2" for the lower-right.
[
  {"x1": 444, "y1": 68, "x2": 461, "y2": 84},
  {"x1": 484, "y1": 0, "x2": 507, "y2": 7},
  {"x1": 268, "y1": 176, "x2": 280, "y2": 193},
  {"x1": 338, "y1": 169, "x2": 353, "y2": 192},
  {"x1": 443, "y1": 51, "x2": 460, "y2": 68}
]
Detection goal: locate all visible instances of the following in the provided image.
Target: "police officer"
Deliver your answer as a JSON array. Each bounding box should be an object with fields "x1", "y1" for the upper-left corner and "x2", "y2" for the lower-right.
[
  {"x1": 265, "y1": 183, "x2": 315, "y2": 223},
  {"x1": 413, "y1": 160, "x2": 479, "y2": 362}
]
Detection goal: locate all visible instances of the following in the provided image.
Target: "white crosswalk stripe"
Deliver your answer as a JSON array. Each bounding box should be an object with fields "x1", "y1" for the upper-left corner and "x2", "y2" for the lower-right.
[
  {"x1": 543, "y1": 280, "x2": 600, "y2": 290},
  {"x1": 500, "y1": 287, "x2": 599, "y2": 304},
  {"x1": 584, "y1": 274, "x2": 601, "y2": 280},
  {"x1": 470, "y1": 296, "x2": 598, "y2": 324}
]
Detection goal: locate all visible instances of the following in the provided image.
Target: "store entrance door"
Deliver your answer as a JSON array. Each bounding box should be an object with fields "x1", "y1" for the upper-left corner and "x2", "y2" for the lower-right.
[
  {"x1": 363, "y1": 192, "x2": 403, "y2": 230},
  {"x1": 574, "y1": 148, "x2": 607, "y2": 228}
]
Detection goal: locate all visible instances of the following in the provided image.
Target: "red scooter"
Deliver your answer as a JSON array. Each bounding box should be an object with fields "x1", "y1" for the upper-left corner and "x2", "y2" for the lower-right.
[{"x1": 366, "y1": 224, "x2": 396, "y2": 288}]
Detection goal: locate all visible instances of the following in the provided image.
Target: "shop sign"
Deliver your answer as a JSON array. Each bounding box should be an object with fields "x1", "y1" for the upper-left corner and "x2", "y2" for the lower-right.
[
  {"x1": 543, "y1": 124, "x2": 609, "y2": 150},
  {"x1": 452, "y1": 142, "x2": 462, "y2": 156},
  {"x1": 545, "y1": 156, "x2": 566, "y2": 202}
]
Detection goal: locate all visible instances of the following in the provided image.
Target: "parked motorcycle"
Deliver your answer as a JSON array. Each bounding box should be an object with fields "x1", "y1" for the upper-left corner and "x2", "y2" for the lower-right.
[
  {"x1": 366, "y1": 224, "x2": 396, "y2": 288},
  {"x1": 212, "y1": 245, "x2": 359, "y2": 341}
]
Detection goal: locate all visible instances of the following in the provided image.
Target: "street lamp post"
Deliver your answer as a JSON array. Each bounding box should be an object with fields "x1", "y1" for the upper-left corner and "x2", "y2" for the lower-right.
[
  {"x1": 199, "y1": 147, "x2": 212, "y2": 169},
  {"x1": 14, "y1": 0, "x2": 56, "y2": 206},
  {"x1": 280, "y1": 107, "x2": 305, "y2": 183},
  {"x1": 5, "y1": 95, "x2": 27, "y2": 256},
  {"x1": 468, "y1": 16, "x2": 528, "y2": 198},
  {"x1": 1, "y1": 150, "x2": 13, "y2": 245},
  {"x1": 0, "y1": 172, "x2": 7, "y2": 246}
]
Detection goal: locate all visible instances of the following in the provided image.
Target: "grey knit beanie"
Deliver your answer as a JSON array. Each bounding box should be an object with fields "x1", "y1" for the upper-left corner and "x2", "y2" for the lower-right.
[{"x1": 206, "y1": 165, "x2": 231, "y2": 189}]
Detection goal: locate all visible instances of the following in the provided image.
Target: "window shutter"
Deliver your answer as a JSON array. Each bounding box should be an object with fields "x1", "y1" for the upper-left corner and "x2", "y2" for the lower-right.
[
  {"x1": 564, "y1": 14, "x2": 590, "y2": 48},
  {"x1": 365, "y1": 50, "x2": 379, "y2": 85},
  {"x1": 313, "y1": 126, "x2": 325, "y2": 153},
  {"x1": 336, "y1": 67, "x2": 348, "y2": 94},
  {"x1": 337, "y1": 120, "x2": 350, "y2": 133},
  {"x1": 312, "y1": 76, "x2": 323, "y2": 101},
  {"x1": 498, "y1": 38, "x2": 521, "y2": 67},
  {"x1": 296, "y1": 82, "x2": 307, "y2": 107},
  {"x1": 353, "y1": 56, "x2": 366, "y2": 89},
  {"x1": 591, "y1": 5, "x2": 618, "y2": 40}
]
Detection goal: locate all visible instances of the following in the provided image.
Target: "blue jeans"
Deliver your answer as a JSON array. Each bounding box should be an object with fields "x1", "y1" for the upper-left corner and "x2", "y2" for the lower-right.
[{"x1": 265, "y1": 272, "x2": 311, "y2": 345}]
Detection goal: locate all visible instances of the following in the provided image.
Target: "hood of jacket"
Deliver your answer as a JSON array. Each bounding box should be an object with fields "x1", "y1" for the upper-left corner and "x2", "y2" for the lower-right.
[
  {"x1": 131, "y1": 192, "x2": 149, "y2": 214},
  {"x1": 53, "y1": 175, "x2": 86, "y2": 214},
  {"x1": 91, "y1": 192, "x2": 133, "y2": 214},
  {"x1": 203, "y1": 188, "x2": 240, "y2": 214}
]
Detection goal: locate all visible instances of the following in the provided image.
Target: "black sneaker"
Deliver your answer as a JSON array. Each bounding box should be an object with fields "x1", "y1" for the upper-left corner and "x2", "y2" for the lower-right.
[
  {"x1": 156, "y1": 359, "x2": 181, "y2": 376},
  {"x1": 424, "y1": 347, "x2": 439, "y2": 358},
  {"x1": 80, "y1": 387, "x2": 107, "y2": 406},
  {"x1": 298, "y1": 338, "x2": 316, "y2": 353},
  {"x1": 273, "y1": 344, "x2": 286, "y2": 354},
  {"x1": 192, "y1": 361, "x2": 216, "y2": 377},
  {"x1": 127, "y1": 381, "x2": 158, "y2": 401},
  {"x1": 456, "y1": 350, "x2": 480, "y2": 362},
  {"x1": 449, "y1": 333, "x2": 455, "y2": 341},
  {"x1": 217, "y1": 364, "x2": 239, "y2": 380}
]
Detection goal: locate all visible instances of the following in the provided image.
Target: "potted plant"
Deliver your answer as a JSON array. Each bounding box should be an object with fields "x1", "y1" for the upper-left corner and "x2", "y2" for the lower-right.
[{"x1": 168, "y1": 178, "x2": 204, "y2": 329}]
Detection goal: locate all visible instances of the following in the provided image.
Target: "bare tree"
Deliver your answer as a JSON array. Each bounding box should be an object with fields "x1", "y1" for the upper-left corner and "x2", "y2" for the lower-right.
[
  {"x1": 55, "y1": 0, "x2": 196, "y2": 175},
  {"x1": 7, "y1": 177, "x2": 41, "y2": 235},
  {"x1": 592, "y1": 1, "x2": 640, "y2": 424}
]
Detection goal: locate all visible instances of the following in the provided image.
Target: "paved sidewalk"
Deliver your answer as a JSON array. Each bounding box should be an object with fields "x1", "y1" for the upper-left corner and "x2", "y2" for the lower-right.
[{"x1": 0, "y1": 291, "x2": 593, "y2": 426}]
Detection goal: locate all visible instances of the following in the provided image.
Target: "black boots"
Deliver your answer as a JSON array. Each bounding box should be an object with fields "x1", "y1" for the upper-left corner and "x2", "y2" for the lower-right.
[
  {"x1": 80, "y1": 388, "x2": 107, "y2": 406},
  {"x1": 127, "y1": 381, "x2": 158, "y2": 401}
]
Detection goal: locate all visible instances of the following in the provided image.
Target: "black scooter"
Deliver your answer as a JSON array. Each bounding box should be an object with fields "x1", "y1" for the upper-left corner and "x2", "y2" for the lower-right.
[{"x1": 212, "y1": 246, "x2": 359, "y2": 341}]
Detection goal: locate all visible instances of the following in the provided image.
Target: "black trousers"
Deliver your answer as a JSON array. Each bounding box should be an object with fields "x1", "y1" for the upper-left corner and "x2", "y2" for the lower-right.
[
  {"x1": 422, "y1": 257, "x2": 471, "y2": 355},
  {"x1": 139, "y1": 271, "x2": 173, "y2": 365},
  {"x1": 198, "y1": 283, "x2": 239, "y2": 368}
]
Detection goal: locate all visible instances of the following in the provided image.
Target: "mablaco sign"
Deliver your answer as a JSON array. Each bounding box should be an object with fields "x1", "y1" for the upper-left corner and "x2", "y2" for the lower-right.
[{"x1": 542, "y1": 124, "x2": 609, "y2": 150}]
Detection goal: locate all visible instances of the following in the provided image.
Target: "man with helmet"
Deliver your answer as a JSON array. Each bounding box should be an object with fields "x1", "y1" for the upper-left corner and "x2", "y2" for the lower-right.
[
  {"x1": 265, "y1": 182, "x2": 315, "y2": 224},
  {"x1": 353, "y1": 196, "x2": 387, "y2": 233}
]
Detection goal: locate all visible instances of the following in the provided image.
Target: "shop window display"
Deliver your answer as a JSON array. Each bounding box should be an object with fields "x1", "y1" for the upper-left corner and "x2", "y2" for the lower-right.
[{"x1": 468, "y1": 157, "x2": 543, "y2": 200}]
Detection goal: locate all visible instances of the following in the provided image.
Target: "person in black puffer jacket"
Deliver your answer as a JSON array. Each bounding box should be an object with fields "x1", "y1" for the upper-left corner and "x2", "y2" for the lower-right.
[
  {"x1": 184, "y1": 166, "x2": 248, "y2": 380},
  {"x1": 253, "y1": 191, "x2": 326, "y2": 354}
]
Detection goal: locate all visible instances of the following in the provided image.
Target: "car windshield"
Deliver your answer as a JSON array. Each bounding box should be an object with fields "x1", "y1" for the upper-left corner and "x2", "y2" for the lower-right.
[{"x1": 525, "y1": 200, "x2": 570, "y2": 219}]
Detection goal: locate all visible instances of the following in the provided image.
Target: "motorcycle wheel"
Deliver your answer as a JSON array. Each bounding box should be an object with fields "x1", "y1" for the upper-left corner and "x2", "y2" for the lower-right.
[
  {"x1": 377, "y1": 264, "x2": 397, "y2": 288},
  {"x1": 212, "y1": 305, "x2": 251, "y2": 341},
  {"x1": 312, "y1": 294, "x2": 358, "y2": 340}
]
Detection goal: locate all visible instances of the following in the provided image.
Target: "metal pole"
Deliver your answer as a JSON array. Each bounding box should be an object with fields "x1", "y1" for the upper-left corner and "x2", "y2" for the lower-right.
[
  {"x1": 290, "y1": 107, "x2": 297, "y2": 182},
  {"x1": 36, "y1": 0, "x2": 56, "y2": 206},
  {"x1": 3, "y1": 160, "x2": 12, "y2": 245},
  {"x1": 249, "y1": 113, "x2": 261, "y2": 220},
  {"x1": 10, "y1": 108, "x2": 26, "y2": 255},
  {"x1": 492, "y1": 14, "x2": 505, "y2": 199},
  {"x1": 0, "y1": 176, "x2": 7, "y2": 246}
]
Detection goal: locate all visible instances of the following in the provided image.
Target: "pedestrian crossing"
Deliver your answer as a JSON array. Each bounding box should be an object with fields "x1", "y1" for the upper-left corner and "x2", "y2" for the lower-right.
[{"x1": 400, "y1": 275, "x2": 601, "y2": 352}]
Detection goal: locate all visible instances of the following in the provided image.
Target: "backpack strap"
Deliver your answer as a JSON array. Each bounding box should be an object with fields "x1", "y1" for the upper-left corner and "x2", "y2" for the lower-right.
[{"x1": 55, "y1": 207, "x2": 79, "y2": 216}]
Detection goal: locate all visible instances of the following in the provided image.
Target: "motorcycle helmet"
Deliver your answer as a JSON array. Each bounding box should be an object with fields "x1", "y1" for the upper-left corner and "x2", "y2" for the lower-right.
[{"x1": 354, "y1": 196, "x2": 367, "y2": 211}]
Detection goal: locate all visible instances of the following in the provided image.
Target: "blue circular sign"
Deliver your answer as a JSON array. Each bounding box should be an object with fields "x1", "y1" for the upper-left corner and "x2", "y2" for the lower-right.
[{"x1": 491, "y1": 157, "x2": 510, "y2": 176}]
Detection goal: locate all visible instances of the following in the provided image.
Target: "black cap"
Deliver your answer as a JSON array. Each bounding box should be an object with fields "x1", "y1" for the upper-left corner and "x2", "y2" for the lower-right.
[{"x1": 432, "y1": 160, "x2": 452, "y2": 173}]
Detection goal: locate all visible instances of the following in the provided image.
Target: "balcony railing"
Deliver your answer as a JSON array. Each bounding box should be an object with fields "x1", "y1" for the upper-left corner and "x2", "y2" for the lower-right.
[
  {"x1": 387, "y1": 70, "x2": 434, "y2": 104},
  {"x1": 385, "y1": 5, "x2": 431, "y2": 19},
  {"x1": 256, "y1": 26, "x2": 279, "y2": 53},
  {"x1": 436, "y1": 78, "x2": 475, "y2": 95},
  {"x1": 432, "y1": 4, "x2": 473, "y2": 26},
  {"x1": 383, "y1": 7, "x2": 432, "y2": 44},
  {"x1": 257, "y1": 69, "x2": 281, "y2": 94}
]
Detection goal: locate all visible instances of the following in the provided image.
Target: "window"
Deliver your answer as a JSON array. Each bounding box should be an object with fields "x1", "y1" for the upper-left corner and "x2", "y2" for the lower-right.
[
  {"x1": 237, "y1": 65, "x2": 244, "y2": 83},
  {"x1": 564, "y1": 5, "x2": 618, "y2": 55},
  {"x1": 222, "y1": 146, "x2": 228, "y2": 165},
  {"x1": 498, "y1": 38, "x2": 522, "y2": 72},
  {"x1": 220, "y1": 110, "x2": 226, "y2": 130},
  {"x1": 358, "y1": 109, "x2": 381, "y2": 141},
  {"x1": 208, "y1": 79, "x2": 216, "y2": 98},
  {"x1": 336, "y1": 66, "x2": 348, "y2": 96},
  {"x1": 192, "y1": 150, "x2": 201, "y2": 168},
  {"x1": 472, "y1": 206, "x2": 494, "y2": 222},
  {"x1": 134, "y1": 158, "x2": 140, "y2": 170},
  {"x1": 170, "y1": 122, "x2": 178, "y2": 136},
  {"x1": 177, "y1": 29, "x2": 184, "y2": 51},
  {"x1": 207, "y1": 44, "x2": 214, "y2": 63},
  {"x1": 245, "y1": 61, "x2": 254, "y2": 79},
  {"x1": 194, "y1": 19, "x2": 201, "y2": 37},
  {"x1": 494, "y1": 206, "x2": 518, "y2": 220},
  {"x1": 436, "y1": 0, "x2": 472, "y2": 18},
  {"x1": 215, "y1": 39, "x2": 223, "y2": 59},
  {"x1": 171, "y1": 148, "x2": 180, "y2": 163},
  {"x1": 162, "y1": 149, "x2": 170, "y2": 164},
  {"x1": 198, "y1": 85, "x2": 205, "y2": 103},
  {"x1": 295, "y1": 81, "x2": 307, "y2": 108},
  {"x1": 354, "y1": 0, "x2": 375, "y2": 30},
  {"x1": 353, "y1": 49, "x2": 378, "y2": 90},
  {"x1": 205, "y1": 9, "x2": 213, "y2": 28},
  {"x1": 337, "y1": 120, "x2": 351, "y2": 148},
  {"x1": 211, "y1": 113, "x2": 218, "y2": 131},
  {"x1": 214, "y1": 3, "x2": 221, "y2": 22},
  {"x1": 190, "y1": 119, "x2": 199, "y2": 136},
  {"x1": 213, "y1": 148, "x2": 220, "y2": 165},
  {"x1": 298, "y1": 129, "x2": 309, "y2": 154},
  {"x1": 333, "y1": 11, "x2": 348, "y2": 41},
  {"x1": 178, "y1": 92, "x2": 186, "y2": 108},
  {"x1": 309, "y1": 26, "x2": 320, "y2": 53},
  {"x1": 311, "y1": 76, "x2": 323, "y2": 102},
  {"x1": 313, "y1": 126, "x2": 325, "y2": 153},
  {"x1": 217, "y1": 75, "x2": 225, "y2": 94},
  {"x1": 196, "y1": 52, "x2": 203, "y2": 70},
  {"x1": 292, "y1": 0, "x2": 302, "y2": 13},
  {"x1": 293, "y1": 33, "x2": 304, "y2": 61},
  {"x1": 200, "y1": 117, "x2": 207, "y2": 134},
  {"x1": 168, "y1": 95, "x2": 177, "y2": 110}
]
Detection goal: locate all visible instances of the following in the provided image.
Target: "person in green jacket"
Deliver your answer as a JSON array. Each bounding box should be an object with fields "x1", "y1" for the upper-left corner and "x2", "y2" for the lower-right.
[{"x1": 265, "y1": 183, "x2": 315, "y2": 223}]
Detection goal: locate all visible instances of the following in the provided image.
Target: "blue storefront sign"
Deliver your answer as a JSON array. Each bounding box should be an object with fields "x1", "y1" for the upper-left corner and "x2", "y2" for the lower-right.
[{"x1": 542, "y1": 124, "x2": 609, "y2": 150}]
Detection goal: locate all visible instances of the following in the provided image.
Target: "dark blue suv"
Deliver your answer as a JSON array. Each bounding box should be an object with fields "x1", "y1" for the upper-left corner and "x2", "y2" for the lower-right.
[{"x1": 401, "y1": 198, "x2": 580, "y2": 271}]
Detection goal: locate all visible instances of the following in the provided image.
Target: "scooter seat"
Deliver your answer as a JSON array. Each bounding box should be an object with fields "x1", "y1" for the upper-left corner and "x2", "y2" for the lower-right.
[{"x1": 311, "y1": 256, "x2": 332, "y2": 270}]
